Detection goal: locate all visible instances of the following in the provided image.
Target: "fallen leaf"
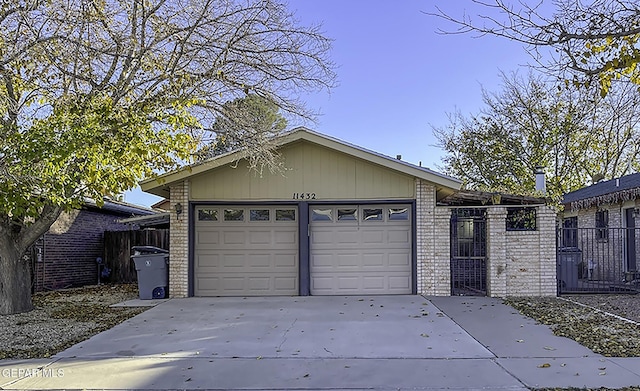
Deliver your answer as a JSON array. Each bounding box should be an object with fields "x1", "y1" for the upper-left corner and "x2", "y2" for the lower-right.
[{"x1": 538, "y1": 363, "x2": 551, "y2": 368}]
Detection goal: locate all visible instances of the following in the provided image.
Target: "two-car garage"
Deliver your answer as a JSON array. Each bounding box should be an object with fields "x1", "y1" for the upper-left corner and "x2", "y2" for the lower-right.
[
  {"x1": 141, "y1": 128, "x2": 462, "y2": 298},
  {"x1": 194, "y1": 203, "x2": 412, "y2": 296}
]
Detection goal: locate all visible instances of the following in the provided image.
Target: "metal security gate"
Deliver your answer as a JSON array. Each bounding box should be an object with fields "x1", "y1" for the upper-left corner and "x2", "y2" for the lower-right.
[
  {"x1": 557, "y1": 224, "x2": 640, "y2": 294},
  {"x1": 450, "y1": 208, "x2": 487, "y2": 296}
]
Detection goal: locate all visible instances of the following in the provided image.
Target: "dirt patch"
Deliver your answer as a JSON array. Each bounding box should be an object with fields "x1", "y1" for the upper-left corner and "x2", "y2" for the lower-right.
[{"x1": 0, "y1": 284, "x2": 147, "y2": 359}]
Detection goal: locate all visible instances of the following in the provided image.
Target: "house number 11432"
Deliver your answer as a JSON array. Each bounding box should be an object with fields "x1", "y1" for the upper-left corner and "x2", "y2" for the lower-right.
[{"x1": 292, "y1": 192, "x2": 316, "y2": 200}]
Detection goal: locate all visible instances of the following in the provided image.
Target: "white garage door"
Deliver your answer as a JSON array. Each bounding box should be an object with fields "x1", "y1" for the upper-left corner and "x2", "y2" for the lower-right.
[
  {"x1": 309, "y1": 204, "x2": 412, "y2": 295},
  {"x1": 194, "y1": 206, "x2": 298, "y2": 296}
]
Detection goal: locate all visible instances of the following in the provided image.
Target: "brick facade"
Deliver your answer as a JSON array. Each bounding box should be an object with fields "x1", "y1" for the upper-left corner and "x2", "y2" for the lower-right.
[
  {"x1": 169, "y1": 180, "x2": 190, "y2": 297},
  {"x1": 427, "y1": 204, "x2": 557, "y2": 298},
  {"x1": 32, "y1": 208, "x2": 133, "y2": 292},
  {"x1": 486, "y1": 208, "x2": 508, "y2": 297},
  {"x1": 168, "y1": 177, "x2": 557, "y2": 298},
  {"x1": 502, "y1": 206, "x2": 557, "y2": 296},
  {"x1": 415, "y1": 179, "x2": 451, "y2": 295}
]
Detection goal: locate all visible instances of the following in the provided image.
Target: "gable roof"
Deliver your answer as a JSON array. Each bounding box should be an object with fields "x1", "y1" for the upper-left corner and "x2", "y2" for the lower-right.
[
  {"x1": 562, "y1": 172, "x2": 640, "y2": 210},
  {"x1": 140, "y1": 127, "x2": 461, "y2": 198}
]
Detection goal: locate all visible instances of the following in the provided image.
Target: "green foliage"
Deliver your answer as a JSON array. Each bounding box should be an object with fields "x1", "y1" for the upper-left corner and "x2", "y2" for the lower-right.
[
  {"x1": 0, "y1": 94, "x2": 197, "y2": 221},
  {"x1": 434, "y1": 72, "x2": 640, "y2": 202}
]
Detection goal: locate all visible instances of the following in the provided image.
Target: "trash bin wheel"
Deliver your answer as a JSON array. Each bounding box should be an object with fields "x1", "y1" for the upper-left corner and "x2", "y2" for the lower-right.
[{"x1": 152, "y1": 287, "x2": 166, "y2": 299}]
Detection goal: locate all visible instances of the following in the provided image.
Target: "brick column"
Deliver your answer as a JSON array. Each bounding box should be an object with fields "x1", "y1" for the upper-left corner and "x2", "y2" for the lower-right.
[
  {"x1": 486, "y1": 207, "x2": 507, "y2": 297},
  {"x1": 415, "y1": 179, "x2": 450, "y2": 296},
  {"x1": 169, "y1": 180, "x2": 189, "y2": 297},
  {"x1": 433, "y1": 207, "x2": 452, "y2": 295},
  {"x1": 537, "y1": 206, "x2": 558, "y2": 296}
]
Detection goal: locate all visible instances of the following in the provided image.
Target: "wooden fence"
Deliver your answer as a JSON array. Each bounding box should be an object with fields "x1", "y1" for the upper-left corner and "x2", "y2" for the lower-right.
[{"x1": 103, "y1": 229, "x2": 169, "y2": 283}]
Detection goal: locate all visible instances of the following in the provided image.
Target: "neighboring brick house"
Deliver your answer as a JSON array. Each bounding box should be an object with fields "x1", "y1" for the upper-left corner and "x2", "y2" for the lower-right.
[
  {"x1": 560, "y1": 173, "x2": 640, "y2": 293},
  {"x1": 140, "y1": 127, "x2": 557, "y2": 298},
  {"x1": 31, "y1": 199, "x2": 154, "y2": 292}
]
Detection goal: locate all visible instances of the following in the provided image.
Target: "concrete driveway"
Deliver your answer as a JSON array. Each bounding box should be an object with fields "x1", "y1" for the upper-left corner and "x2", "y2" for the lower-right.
[{"x1": 2, "y1": 295, "x2": 640, "y2": 390}]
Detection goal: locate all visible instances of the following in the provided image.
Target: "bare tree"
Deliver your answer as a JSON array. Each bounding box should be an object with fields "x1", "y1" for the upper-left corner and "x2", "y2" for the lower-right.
[{"x1": 430, "y1": 0, "x2": 640, "y2": 94}]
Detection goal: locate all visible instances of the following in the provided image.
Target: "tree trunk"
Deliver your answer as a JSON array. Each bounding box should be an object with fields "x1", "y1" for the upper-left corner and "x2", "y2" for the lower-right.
[
  {"x1": 0, "y1": 204, "x2": 62, "y2": 314},
  {"x1": 0, "y1": 237, "x2": 34, "y2": 315}
]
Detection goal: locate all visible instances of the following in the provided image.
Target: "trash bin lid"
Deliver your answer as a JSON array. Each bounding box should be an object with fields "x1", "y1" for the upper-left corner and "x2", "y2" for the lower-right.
[
  {"x1": 559, "y1": 246, "x2": 581, "y2": 252},
  {"x1": 132, "y1": 246, "x2": 169, "y2": 254}
]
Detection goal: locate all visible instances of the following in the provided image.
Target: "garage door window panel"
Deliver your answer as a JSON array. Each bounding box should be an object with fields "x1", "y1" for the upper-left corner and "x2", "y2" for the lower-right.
[
  {"x1": 276, "y1": 209, "x2": 296, "y2": 221},
  {"x1": 312, "y1": 208, "x2": 332, "y2": 221},
  {"x1": 198, "y1": 209, "x2": 218, "y2": 221},
  {"x1": 338, "y1": 208, "x2": 358, "y2": 221},
  {"x1": 250, "y1": 209, "x2": 270, "y2": 221},
  {"x1": 389, "y1": 208, "x2": 409, "y2": 220},
  {"x1": 362, "y1": 208, "x2": 383, "y2": 222},
  {"x1": 224, "y1": 208, "x2": 244, "y2": 221}
]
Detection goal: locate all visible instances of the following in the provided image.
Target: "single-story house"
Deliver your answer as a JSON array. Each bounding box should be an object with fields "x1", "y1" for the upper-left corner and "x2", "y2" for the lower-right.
[
  {"x1": 560, "y1": 173, "x2": 640, "y2": 292},
  {"x1": 30, "y1": 199, "x2": 155, "y2": 291},
  {"x1": 141, "y1": 127, "x2": 557, "y2": 298}
]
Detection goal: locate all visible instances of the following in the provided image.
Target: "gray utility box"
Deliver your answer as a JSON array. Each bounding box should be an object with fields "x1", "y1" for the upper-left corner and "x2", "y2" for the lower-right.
[
  {"x1": 131, "y1": 246, "x2": 169, "y2": 300},
  {"x1": 558, "y1": 247, "x2": 582, "y2": 290}
]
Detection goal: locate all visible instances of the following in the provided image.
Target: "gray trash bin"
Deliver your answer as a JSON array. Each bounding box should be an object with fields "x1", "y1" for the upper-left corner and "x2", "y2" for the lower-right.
[
  {"x1": 131, "y1": 246, "x2": 169, "y2": 300},
  {"x1": 558, "y1": 247, "x2": 581, "y2": 290}
]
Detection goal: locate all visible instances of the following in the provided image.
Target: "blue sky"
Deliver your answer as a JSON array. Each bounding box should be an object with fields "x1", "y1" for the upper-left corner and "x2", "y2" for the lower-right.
[{"x1": 125, "y1": 1, "x2": 542, "y2": 207}]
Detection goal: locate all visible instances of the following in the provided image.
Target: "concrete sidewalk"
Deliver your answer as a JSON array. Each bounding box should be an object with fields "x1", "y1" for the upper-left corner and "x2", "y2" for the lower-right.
[
  {"x1": 428, "y1": 296, "x2": 640, "y2": 389},
  {"x1": 0, "y1": 295, "x2": 639, "y2": 390}
]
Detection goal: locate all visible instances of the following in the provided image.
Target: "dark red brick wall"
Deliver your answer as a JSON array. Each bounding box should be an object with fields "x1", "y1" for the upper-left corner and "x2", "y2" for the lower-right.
[{"x1": 32, "y1": 208, "x2": 133, "y2": 292}]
